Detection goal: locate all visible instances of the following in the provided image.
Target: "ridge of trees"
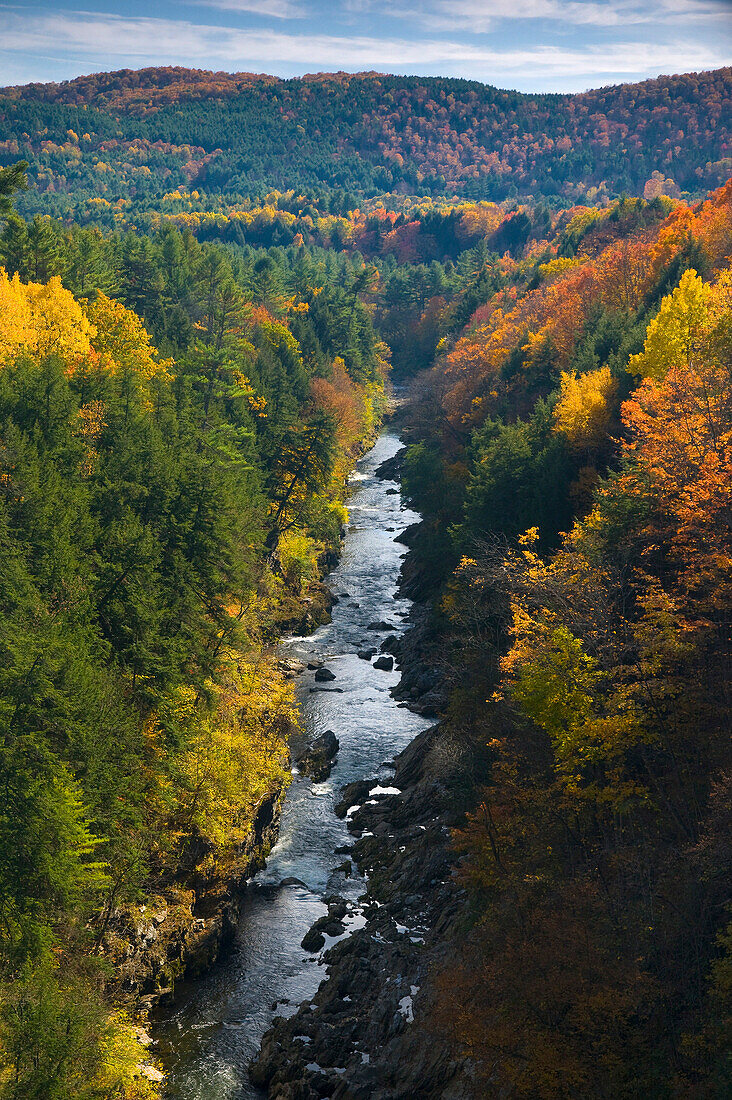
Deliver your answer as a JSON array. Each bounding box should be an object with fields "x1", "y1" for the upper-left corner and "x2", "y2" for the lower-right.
[{"x1": 1, "y1": 67, "x2": 730, "y2": 219}]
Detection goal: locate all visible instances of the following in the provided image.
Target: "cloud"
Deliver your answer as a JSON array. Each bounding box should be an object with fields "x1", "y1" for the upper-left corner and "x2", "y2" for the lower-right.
[
  {"x1": 0, "y1": 8, "x2": 728, "y2": 90},
  {"x1": 186, "y1": 0, "x2": 307, "y2": 18},
  {"x1": 417, "y1": 0, "x2": 649, "y2": 32},
  {"x1": 396, "y1": 0, "x2": 732, "y2": 32}
]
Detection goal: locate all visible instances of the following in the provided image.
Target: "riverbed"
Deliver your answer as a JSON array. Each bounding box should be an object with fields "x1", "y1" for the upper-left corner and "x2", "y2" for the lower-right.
[{"x1": 156, "y1": 431, "x2": 430, "y2": 1098}]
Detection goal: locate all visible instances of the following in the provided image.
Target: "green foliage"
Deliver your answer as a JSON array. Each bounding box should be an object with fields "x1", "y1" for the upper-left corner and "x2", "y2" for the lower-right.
[
  {"x1": 463, "y1": 412, "x2": 574, "y2": 548},
  {"x1": 0, "y1": 736, "x2": 108, "y2": 964},
  {"x1": 510, "y1": 623, "x2": 601, "y2": 749},
  {"x1": 0, "y1": 162, "x2": 28, "y2": 222},
  {"x1": 0, "y1": 957, "x2": 156, "y2": 1100},
  {"x1": 402, "y1": 442, "x2": 459, "y2": 521},
  {"x1": 0, "y1": 200, "x2": 386, "y2": 1091}
]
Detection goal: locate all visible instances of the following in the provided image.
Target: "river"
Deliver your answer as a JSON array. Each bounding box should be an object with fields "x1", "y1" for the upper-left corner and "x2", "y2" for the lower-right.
[{"x1": 155, "y1": 430, "x2": 430, "y2": 1098}]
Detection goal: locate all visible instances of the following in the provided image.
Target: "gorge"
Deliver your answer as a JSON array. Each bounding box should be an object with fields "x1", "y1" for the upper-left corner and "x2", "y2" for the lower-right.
[
  {"x1": 0, "y1": 59, "x2": 730, "y2": 1100},
  {"x1": 155, "y1": 430, "x2": 435, "y2": 1098}
]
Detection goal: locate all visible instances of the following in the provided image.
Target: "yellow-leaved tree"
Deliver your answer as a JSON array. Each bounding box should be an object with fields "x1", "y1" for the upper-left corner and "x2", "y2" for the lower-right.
[
  {"x1": 629, "y1": 268, "x2": 711, "y2": 380},
  {"x1": 553, "y1": 365, "x2": 616, "y2": 449},
  {"x1": 0, "y1": 269, "x2": 95, "y2": 367},
  {"x1": 83, "y1": 291, "x2": 172, "y2": 382},
  {"x1": 167, "y1": 652, "x2": 293, "y2": 855}
]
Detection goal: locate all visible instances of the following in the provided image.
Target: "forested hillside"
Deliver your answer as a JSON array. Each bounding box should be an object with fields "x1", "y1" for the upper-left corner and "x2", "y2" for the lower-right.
[
  {"x1": 395, "y1": 178, "x2": 732, "y2": 1096},
  {"x1": 1, "y1": 66, "x2": 730, "y2": 222},
  {"x1": 0, "y1": 160, "x2": 386, "y2": 1096}
]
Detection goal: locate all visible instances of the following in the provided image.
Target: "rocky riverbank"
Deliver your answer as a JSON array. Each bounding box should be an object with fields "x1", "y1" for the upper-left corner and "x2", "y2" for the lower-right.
[
  {"x1": 249, "y1": 719, "x2": 476, "y2": 1099},
  {"x1": 102, "y1": 782, "x2": 288, "y2": 1013},
  {"x1": 249, "y1": 500, "x2": 476, "y2": 1097}
]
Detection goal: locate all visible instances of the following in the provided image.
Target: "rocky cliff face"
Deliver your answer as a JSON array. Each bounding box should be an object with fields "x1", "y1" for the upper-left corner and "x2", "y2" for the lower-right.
[{"x1": 103, "y1": 784, "x2": 286, "y2": 1012}]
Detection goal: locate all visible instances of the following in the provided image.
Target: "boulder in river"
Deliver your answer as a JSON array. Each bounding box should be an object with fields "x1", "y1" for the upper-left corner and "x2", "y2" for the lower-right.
[
  {"x1": 367, "y1": 620, "x2": 397, "y2": 631},
  {"x1": 373, "y1": 655, "x2": 394, "y2": 671},
  {"x1": 335, "y1": 780, "x2": 373, "y2": 818},
  {"x1": 357, "y1": 648, "x2": 377, "y2": 660},
  {"x1": 300, "y1": 926, "x2": 325, "y2": 952},
  {"x1": 300, "y1": 899, "x2": 348, "y2": 952},
  {"x1": 314, "y1": 666, "x2": 336, "y2": 682},
  {"x1": 297, "y1": 730, "x2": 340, "y2": 782}
]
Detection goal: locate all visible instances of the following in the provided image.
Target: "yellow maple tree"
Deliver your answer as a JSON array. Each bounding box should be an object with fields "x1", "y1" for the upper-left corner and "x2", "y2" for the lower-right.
[
  {"x1": 83, "y1": 292, "x2": 172, "y2": 382},
  {"x1": 553, "y1": 365, "x2": 616, "y2": 449},
  {"x1": 0, "y1": 269, "x2": 96, "y2": 367}
]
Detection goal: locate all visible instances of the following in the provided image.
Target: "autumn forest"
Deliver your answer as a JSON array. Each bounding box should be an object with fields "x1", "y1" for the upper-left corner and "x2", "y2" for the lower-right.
[{"x1": 0, "y1": 61, "x2": 730, "y2": 1100}]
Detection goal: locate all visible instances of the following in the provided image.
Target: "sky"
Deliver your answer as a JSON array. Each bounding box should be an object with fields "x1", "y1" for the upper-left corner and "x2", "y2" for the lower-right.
[{"x1": 0, "y1": 0, "x2": 730, "y2": 94}]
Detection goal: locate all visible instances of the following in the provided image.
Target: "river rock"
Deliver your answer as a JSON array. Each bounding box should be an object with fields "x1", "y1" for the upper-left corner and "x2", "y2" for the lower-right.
[
  {"x1": 301, "y1": 898, "x2": 348, "y2": 952},
  {"x1": 373, "y1": 655, "x2": 394, "y2": 671},
  {"x1": 367, "y1": 620, "x2": 397, "y2": 631},
  {"x1": 314, "y1": 666, "x2": 336, "y2": 682},
  {"x1": 137, "y1": 1064, "x2": 165, "y2": 1084},
  {"x1": 301, "y1": 926, "x2": 326, "y2": 952},
  {"x1": 277, "y1": 657, "x2": 305, "y2": 678},
  {"x1": 413, "y1": 690, "x2": 446, "y2": 717},
  {"x1": 297, "y1": 731, "x2": 340, "y2": 782},
  {"x1": 357, "y1": 648, "x2": 376, "y2": 660},
  {"x1": 335, "y1": 780, "x2": 372, "y2": 818}
]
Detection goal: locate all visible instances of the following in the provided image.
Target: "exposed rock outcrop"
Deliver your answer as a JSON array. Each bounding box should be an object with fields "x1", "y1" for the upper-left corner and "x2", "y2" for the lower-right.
[
  {"x1": 103, "y1": 785, "x2": 286, "y2": 1011},
  {"x1": 249, "y1": 722, "x2": 476, "y2": 1098},
  {"x1": 297, "y1": 730, "x2": 340, "y2": 782}
]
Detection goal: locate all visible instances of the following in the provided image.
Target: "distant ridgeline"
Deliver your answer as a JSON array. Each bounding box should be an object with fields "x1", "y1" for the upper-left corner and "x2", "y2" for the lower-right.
[{"x1": 0, "y1": 66, "x2": 730, "y2": 221}]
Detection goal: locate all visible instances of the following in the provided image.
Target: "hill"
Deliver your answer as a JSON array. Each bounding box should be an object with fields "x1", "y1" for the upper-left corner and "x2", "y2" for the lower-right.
[{"x1": 1, "y1": 67, "x2": 730, "y2": 220}]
